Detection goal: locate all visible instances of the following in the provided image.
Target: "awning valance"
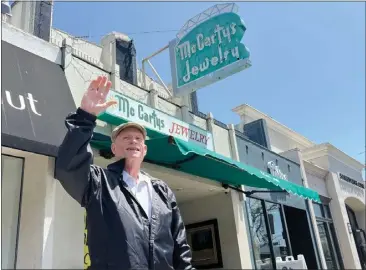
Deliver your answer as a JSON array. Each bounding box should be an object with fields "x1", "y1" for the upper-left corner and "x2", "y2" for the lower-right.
[{"x1": 91, "y1": 132, "x2": 321, "y2": 203}]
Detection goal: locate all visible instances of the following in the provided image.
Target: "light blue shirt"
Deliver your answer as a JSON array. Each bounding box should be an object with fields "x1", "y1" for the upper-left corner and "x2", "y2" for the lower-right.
[{"x1": 122, "y1": 170, "x2": 152, "y2": 220}]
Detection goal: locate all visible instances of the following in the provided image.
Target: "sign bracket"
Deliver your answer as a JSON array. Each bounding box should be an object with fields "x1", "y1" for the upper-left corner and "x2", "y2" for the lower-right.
[
  {"x1": 222, "y1": 183, "x2": 288, "y2": 196},
  {"x1": 141, "y1": 44, "x2": 172, "y2": 97}
]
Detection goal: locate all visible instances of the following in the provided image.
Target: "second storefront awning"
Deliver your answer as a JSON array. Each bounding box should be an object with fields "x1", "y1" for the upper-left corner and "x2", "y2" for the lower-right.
[{"x1": 91, "y1": 133, "x2": 321, "y2": 203}]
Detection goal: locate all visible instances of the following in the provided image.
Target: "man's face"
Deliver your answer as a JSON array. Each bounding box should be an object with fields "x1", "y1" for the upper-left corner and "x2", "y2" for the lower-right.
[{"x1": 111, "y1": 127, "x2": 147, "y2": 161}]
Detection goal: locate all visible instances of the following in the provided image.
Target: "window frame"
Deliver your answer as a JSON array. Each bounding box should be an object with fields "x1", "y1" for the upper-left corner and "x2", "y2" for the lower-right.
[
  {"x1": 313, "y1": 201, "x2": 344, "y2": 270},
  {"x1": 1, "y1": 154, "x2": 25, "y2": 269},
  {"x1": 245, "y1": 196, "x2": 293, "y2": 269}
]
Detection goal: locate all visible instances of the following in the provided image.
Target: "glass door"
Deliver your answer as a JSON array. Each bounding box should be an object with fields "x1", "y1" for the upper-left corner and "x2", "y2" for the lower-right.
[
  {"x1": 317, "y1": 221, "x2": 338, "y2": 269},
  {"x1": 246, "y1": 197, "x2": 274, "y2": 269},
  {"x1": 346, "y1": 205, "x2": 366, "y2": 269},
  {"x1": 313, "y1": 202, "x2": 343, "y2": 269},
  {"x1": 1, "y1": 155, "x2": 24, "y2": 269},
  {"x1": 246, "y1": 198, "x2": 291, "y2": 269},
  {"x1": 265, "y1": 202, "x2": 291, "y2": 260}
]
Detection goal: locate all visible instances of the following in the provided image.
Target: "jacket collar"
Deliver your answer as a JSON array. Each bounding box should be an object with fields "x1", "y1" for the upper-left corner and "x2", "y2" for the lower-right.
[
  {"x1": 107, "y1": 158, "x2": 159, "y2": 185},
  {"x1": 107, "y1": 158, "x2": 126, "y2": 175}
]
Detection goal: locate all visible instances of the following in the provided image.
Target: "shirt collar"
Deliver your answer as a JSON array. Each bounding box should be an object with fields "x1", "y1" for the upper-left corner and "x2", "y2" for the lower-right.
[{"x1": 122, "y1": 170, "x2": 150, "y2": 186}]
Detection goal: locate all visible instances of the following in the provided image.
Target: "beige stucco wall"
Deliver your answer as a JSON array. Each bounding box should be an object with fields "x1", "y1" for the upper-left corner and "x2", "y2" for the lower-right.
[
  {"x1": 179, "y1": 192, "x2": 252, "y2": 269},
  {"x1": 1, "y1": 147, "x2": 85, "y2": 269},
  {"x1": 326, "y1": 172, "x2": 363, "y2": 269},
  {"x1": 2, "y1": 148, "x2": 49, "y2": 269},
  {"x1": 211, "y1": 124, "x2": 232, "y2": 158}
]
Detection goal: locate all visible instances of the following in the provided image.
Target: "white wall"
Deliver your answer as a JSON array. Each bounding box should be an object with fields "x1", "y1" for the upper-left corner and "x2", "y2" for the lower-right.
[
  {"x1": 2, "y1": 21, "x2": 62, "y2": 65},
  {"x1": 1, "y1": 147, "x2": 85, "y2": 269},
  {"x1": 267, "y1": 127, "x2": 294, "y2": 153},
  {"x1": 156, "y1": 96, "x2": 182, "y2": 119},
  {"x1": 7, "y1": 151, "x2": 48, "y2": 268},
  {"x1": 329, "y1": 156, "x2": 364, "y2": 183},
  {"x1": 2, "y1": 155, "x2": 24, "y2": 269},
  {"x1": 339, "y1": 180, "x2": 365, "y2": 210},
  {"x1": 50, "y1": 179, "x2": 84, "y2": 268},
  {"x1": 179, "y1": 192, "x2": 246, "y2": 269},
  {"x1": 50, "y1": 28, "x2": 103, "y2": 63},
  {"x1": 233, "y1": 105, "x2": 314, "y2": 153},
  {"x1": 326, "y1": 172, "x2": 362, "y2": 269},
  {"x1": 7, "y1": 1, "x2": 36, "y2": 35},
  {"x1": 64, "y1": 56, "x2": 109, "y2": 108},
  {"x1": 50, "y1": 28, "x2": 179, "y2": 102},
  {"x1": 1, "y1": 148, "x2": 49, "y2": 268},
  {"x1": 306, "y1": 172, "x2": 329, "y2": 197},
  {"x1": 211, "y1": 125, "x2": 232, "y2": 158}
]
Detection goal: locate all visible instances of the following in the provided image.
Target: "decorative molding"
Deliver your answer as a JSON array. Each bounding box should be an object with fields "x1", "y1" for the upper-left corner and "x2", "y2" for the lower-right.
[
  {"x1": 2, "y1": 21, "x2": 62, "y2": 64},
  {"x1": 302, "y1": 143, "x2": 365, "y2": 173},
  {"x1": 339, "y1": 179, "x2": 365, "y2": 204},
  {"x1": 303, "y1": 160, "x2": 328, "y2": 179},
  {"x1": 71, "y1": 47, "x2": 104, "y2": 69},
  {"x1": 232, "y1": 104, "x2": 314, "y2": 149}
]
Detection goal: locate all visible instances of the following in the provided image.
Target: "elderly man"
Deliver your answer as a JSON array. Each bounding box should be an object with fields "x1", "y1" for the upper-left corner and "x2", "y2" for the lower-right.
[{"x1": 55, "y1": 76, "x2": 194, "y2": 270}]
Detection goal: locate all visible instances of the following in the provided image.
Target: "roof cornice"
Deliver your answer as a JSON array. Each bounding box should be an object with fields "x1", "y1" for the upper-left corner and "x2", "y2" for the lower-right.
[
  {"x1": 303, "y1": 160, "x2": 328, "y2": 179},
  {"x1": 232, "y1": 104, "x2": 315, "y2": 148},
  {"x1": 302, "y1": 143, "x2": 365, "y2": 172}
]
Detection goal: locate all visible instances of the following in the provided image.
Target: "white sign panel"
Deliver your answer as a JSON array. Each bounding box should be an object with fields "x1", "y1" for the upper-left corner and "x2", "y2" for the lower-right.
[{"x1": 99, "y1": 90, "x2": 214, "y2": 151}]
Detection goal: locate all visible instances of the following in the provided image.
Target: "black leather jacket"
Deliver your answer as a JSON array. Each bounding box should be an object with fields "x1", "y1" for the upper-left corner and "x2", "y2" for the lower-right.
[{"x1": 55, "y1": 108, "x2": 194, "y2": 270}]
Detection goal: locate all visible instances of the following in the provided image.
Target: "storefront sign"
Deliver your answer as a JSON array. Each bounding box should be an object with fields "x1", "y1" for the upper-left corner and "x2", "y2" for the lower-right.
[
  {"x1": 100, "y1": 90, "x2": 214, "y2": 150},
  {"x1": 169, "y1": 4, "x2": 251, "y2": 96},
  {"x1": 3, "y1": 90, "x2": 42, "y2": 116},
  {"x1": 267, "y1": 161, "x2": 288, "y2": 180},
  {"x1": 339, "y1": 173, "x2": 365, "y2": 189},
  {"x1": 1, "y1": 41, "x2": 76, "y2": 157}
]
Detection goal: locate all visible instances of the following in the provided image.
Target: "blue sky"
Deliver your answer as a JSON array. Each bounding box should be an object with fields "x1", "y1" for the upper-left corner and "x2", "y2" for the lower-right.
[{"x1": 52, "y1": 2, "x2": 365, "y2": 167}]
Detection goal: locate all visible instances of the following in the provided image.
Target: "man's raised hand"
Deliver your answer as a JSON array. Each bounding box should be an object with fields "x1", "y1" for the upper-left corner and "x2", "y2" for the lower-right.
[{"x1": 80, "y1": 76, "x2": 117, "y2": 116}]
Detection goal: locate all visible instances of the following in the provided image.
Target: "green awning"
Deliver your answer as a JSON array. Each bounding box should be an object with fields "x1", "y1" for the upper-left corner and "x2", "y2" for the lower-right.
[{"x1": 91, "y1": 133, "x2": 320, "y2": 203}]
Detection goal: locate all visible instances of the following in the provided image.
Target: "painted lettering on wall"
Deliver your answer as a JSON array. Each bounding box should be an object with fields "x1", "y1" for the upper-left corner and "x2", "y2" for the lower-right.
[
  {"x1": 2, "y1": 90, "x2": 41, "y2": 116},
  {"x1": 267, "y1": 161, "x2": 288, "y2": 180},
  {"x1": 169, "y1": 122, "x2": 209, "y2": 146},
  {"x1": 115, "y1": 94, "x2": 165, "y2": 131},
  {"x1": 100, "y1": 90, "x2": 214, "y2": 150}
]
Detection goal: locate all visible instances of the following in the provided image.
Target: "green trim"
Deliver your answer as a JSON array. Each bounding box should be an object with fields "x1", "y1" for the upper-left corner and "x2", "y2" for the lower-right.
[{"x1": 91, "y1": 131, "x2": 320, "y2": 203}]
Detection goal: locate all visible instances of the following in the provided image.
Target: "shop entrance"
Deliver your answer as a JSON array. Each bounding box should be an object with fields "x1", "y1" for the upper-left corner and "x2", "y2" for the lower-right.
[
  {"x1": 346, "y1": 203, "x2": 366, "y2": 270},
  {"x1": 142, "y1": 162, "x2": 228, "y2": 269},
  {"x1": 246, "y1": 197, "x2": 318, "y2": 269},
  {"x1": 93, "y1": 155, "x2": 236, "y2": 269},
  {"x1": 283, "y1": 206, "x2": 317, "y2": 269}
]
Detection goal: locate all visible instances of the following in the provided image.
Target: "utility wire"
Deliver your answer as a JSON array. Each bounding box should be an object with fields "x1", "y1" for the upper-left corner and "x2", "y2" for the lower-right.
[{"x1": 74, "y1": 29, "x2": 179, "y2": 39}]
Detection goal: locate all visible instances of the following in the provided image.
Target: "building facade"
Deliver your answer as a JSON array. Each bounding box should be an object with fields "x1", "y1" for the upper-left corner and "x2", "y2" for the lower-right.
[
  {"x1": 233, "y1": 104, "x2": 366, "y2": 270},
  {"x1": 1, "y1": 21, "x2": 76, "y2": 269},
  {"x1": 3, "y1": 3, "x2": 363, "y2": 270},
  {"x1": 235, "y1": 130, "x2": 323, "y2": 269}
]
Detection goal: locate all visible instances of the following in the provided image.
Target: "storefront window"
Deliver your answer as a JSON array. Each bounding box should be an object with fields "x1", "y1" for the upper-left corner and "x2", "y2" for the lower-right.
[
  {"x1": 313, "y1": 202, "x2": 343, "y2": 269},
  {"x1": 266, "y1": 202, "x2": 289, "y2": 260},
  {"x1": 317, "y1": 221, "x2": 336, "y2": 269},
  {"x1": 1, "y1": 155, "x2": 24, "y2": 269},
  {"x1": 246, "y1": 197, "x2": 274, "y2": 269},
  {"x1": 313, "y1": 202, "x2": 324, "y2": 218},
  {"x1": 324, "y1": 205, "x2": 332, "y2": 219}
]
